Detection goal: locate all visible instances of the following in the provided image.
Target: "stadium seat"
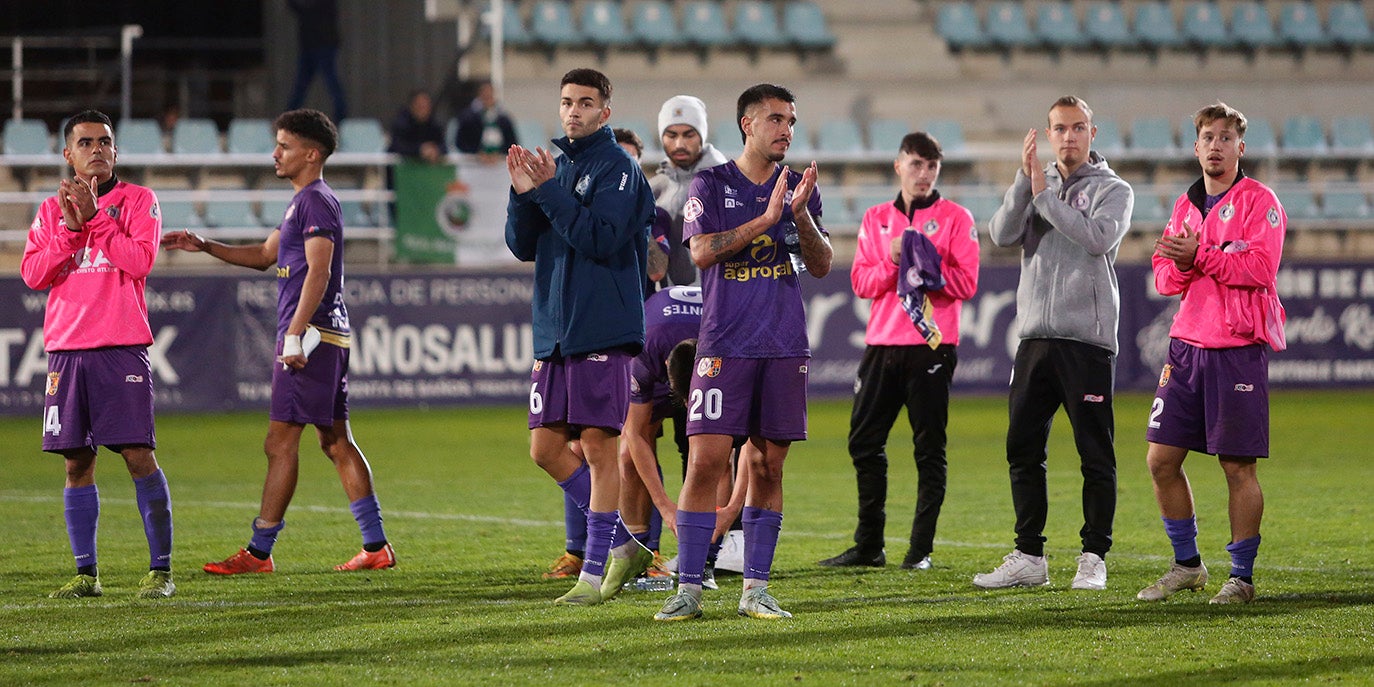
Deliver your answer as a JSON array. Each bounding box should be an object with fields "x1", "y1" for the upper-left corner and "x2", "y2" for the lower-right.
[
  {"x1": 1083, "y1": 2, "x2": 1135, "y2": 49},
  {"x1": 1322, "y1": 189, "x2": 1370, "y2": 219},
  {"x1": 338, "y1": 118, "x2": 386, "y2": 154},
  {"x1": 631, "y1": 0, "x2": 682, "y2": 48},
  {"x1": 171, "y1": 118, "x2": 222, "y2": 155},
  {"x1": 484, "y1": 1, "x2": 533, "y2": 47},
  {"x1": 821, "y1": 195, "x2": 857, "y2": 228},
  {"x1": 1281, "y1": 115, "x2": 1328, "y2": 154},
  {"x1": 1180, "y1": 2, "x2": 1233, "y2": 48},
  {"x1": 615, "y1": 118, "x2": 655, "y2": 153},
  {"x1": 530, "y1": 0, "x2": 582, "y2": 47},
  {"x1": 985, "y1": 2, "x2": 1038, "y2": 50},
  {"x1": 782, "y1": 1, "x2": 836, "y2": 50},
  {"x1": 1327, "y1": 1, "x2": 1374, "y2": 50},
  {"x1": 116, "y1": 118, "x2": 165, "y2": 154},
  {"x1": 259, "y1": 199, "x2": 290, "y2": 227},
  {"x1": 342, "y1": 200, "x2": 375, "y2": 227},
  {"x1": 1277, "y1": 1, "x2": 1330, "y2": 49},
  {"x1": 713, "y1": 116, "x2": 744, "y2": 157},
  {"x1": 936, "y1": 2, "x2": 989, "y2": 51},
  {"x1": 203, "y1": 200, "x2": 259, "y2": 228},
  {"x1": 1035, "y1": 2, "x2": 1088, "y2": 49},
  {"x1": 1241, "y1": 117, "x2": 1278, "y2": 156},
  {"x1": 159, "y1": 200, "x2": 203, "y2": 228},
  {"x1": 1130, "y1": 117, "x2": 1176, "y2": 154},
  {"x1": 227, "y1": 118, "x2": 274, "y2": 155},
  {"x1": 681, "y1": 2, "x2": 734, "y2": 49},
  {"x1": 867, "y1": 118, "x2": 912, "y2": 154},
  {"x1": 1132, "y1": 1, "x2": 1185, "y2": 49},
  {"x1": 789, "y1": 121, "x2": 814, "y2": 159},
  {"x1": 3, "y1": 119, "x2": 52, "y2": 154},
  {"x1": 581, "y1": 1, "x2": 632, "y2": 49},
  {"x1": 1131, "y1": 191, "x2": 1168, "y2": 223},
  {"x1": 923, "y1": 119, "x2": 966, "y2": 155},
  {"x1": 1274, "y1": 185, "x2": 1321, "y2": 220},
  {"x1": 1230, "y1": 1, "x2": 1279, "y2": 51},
  {"x1": 515, "y1": 119, "x2": 547, "y2": 148},
  {"x1": 852, "y1": 190, "x2": 896, "y2": 216},
  {"x1": 956, "y1": 188, "x2": 1005, "y2": 228},
  {"x1": 1091, "y1": 119, "x2": 1125, "y2": 158},
  {"x1": 1331, "y1": 116, "x2": 1374, "y2": 154},
  {"x1": 733, "y1": 1, "x2": 787, "y2": 48},
  {"x1": 815, "y1": 119, "x2": 864, "y2": 156}
]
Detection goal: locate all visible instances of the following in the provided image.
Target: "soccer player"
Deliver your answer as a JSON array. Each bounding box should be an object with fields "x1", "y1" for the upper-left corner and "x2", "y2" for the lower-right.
[
  {"x1": 1137, "y1": 102, "x2": 1287, "y2": 605},
  {"x1": 979, "y1": 96, "x2": 1133, "y2": 591},
  {"x1": 22, "y1": 109, "x2": 176, "y2": 599},
  {"x1": 818, "y1": 131, "x2": 980, "y2": 571},
  {"x1": 504, "y1": 68, "x2": 655, "y2": 605},
  {"x1": 162, "y1": 109, "x2": 396, "y2": 574},
  {"x1": 654, "y1": 83, "x2": 833, "y2": 622}
]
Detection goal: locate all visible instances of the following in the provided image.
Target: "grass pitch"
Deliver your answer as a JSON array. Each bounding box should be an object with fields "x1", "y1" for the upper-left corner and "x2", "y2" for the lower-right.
[{"x1": 2, "y1": 391, "x2": 1372, "y2": 685}]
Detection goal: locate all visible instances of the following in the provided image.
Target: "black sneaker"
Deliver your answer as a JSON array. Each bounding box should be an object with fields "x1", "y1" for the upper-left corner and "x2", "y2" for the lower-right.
[
  {"x1": 817, "y1": 546, "x2": 886, "y2": 567},
  {"x1": 899, "y1": 552, "x2": 932, "y2": 570}
]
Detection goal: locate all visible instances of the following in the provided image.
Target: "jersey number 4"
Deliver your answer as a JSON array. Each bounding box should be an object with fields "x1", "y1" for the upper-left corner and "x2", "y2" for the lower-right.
[{"x1": 44, "y1": 405, "x2": 63, "y2": 436}]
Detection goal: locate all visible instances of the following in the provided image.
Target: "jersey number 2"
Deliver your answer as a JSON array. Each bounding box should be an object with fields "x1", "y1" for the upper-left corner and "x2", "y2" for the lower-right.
[
  {"x1": 1148, "y1": 397, "x2": 1164, "y2": 429},
  {"x1": 688, "y1": 388, "x2": 723, "y2": 421}
]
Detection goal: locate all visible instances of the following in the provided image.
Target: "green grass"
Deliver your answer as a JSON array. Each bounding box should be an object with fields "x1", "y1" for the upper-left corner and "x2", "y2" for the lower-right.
[{"x1": 2, "y1": 391, "x2": 1373, "y2": 685}]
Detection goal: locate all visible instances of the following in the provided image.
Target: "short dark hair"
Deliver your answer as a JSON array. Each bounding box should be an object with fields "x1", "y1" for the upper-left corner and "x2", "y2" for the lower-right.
[
  {"x1": 900, "y1": 132, "x2": 943, "y2": 161},
  {"x1": 735, "y1": 84, "x2": 795, "y2": 144},
  {"x1": 1193, "y1": 101, "x2": 1248, "y2": 138},
  {"x1": 1049, "y1": 95, "x2": 1093, "y2": 124},
  {"x1": 560, "y1": 68, "x2": 612, "y2": 103},
  {"x1": 666, "y1": 338, "x2": 699, "y2": 409},
  {"x1": 63, "y1": 110, "x2": 113, "y2": 144},
  {"x1": 613, "y1": 127, "x2": 643, "y2": 157},
  {"x1": 274, "y1": 109, "x2": 338, "y2": 158}
]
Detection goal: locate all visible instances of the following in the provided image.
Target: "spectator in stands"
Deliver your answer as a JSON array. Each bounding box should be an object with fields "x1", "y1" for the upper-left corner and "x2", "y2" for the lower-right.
[
  {"x1": 650, "y1": 95, "x2": 729, "y2": 287},
  {"x1": 387, "y1": 89, "x2": 446, "y2": 163},
  {"x1": 158, "y1": 102, "x2": 181, "y2": 136},
  {"x1": 456, "y1": 80, "x2": 517, "y2": 158},
  {"x1": 979, "y1": 95, "x2": 1133, "y2": 593},
  {"x1": 21, "y1": 109, "x2": 176, "y2": 601},
  {"x1": 286, "y1": 0, "x2": 348, "y2": 121},
  {"x1": 817, "y1": 131, "x2": 981, "y2": 572},
  {"x1": 1137, "y1": 102, "x2": 1287, "y2": 606}
]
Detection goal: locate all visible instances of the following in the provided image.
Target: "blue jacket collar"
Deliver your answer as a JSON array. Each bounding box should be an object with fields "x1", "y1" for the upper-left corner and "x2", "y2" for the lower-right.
[{"x1": 552, "y1": 125, "x2": 615, "y2": 159}]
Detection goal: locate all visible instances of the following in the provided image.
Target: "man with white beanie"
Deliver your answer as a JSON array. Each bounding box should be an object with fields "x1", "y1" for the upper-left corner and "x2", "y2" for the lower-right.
[{"x1": 650, "y1": 94, "x2": 729, "y2": 287}]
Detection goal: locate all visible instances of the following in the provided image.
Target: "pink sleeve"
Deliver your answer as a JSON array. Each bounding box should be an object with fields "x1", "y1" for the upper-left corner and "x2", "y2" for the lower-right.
[
  {"x1": 938, "y1": 206, "x2": 980, "y2": 301},
  {"x1": 85, "y1": 188, "x2": 161, "y2": 279},
  {"x1": 850, "y1": 206, "x2": 898, "y2": 299},
  {"x1": 1192, "y1": 196, "x2": 1284, "y2": 289},
  {"x1": 1153, "y1": 199, "x2": 1197, "y2": 297},
  {"x1": 20, "y1": 200, "x2": 83, "y2": 291}
]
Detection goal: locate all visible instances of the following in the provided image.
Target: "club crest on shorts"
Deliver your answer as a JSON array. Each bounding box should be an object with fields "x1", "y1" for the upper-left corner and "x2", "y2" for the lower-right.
[
  {"x1": 532, "y1": 360, "x2": 543, "y2": 372},
  {"x1": 1158, "y1": 364, "x2": 1172, "y2": 387},
  {"x1": 696, "y1": 357, "x2": 721, "y2": 378},
  {"x1": 46, "y1": 372, "x2": 61, "y2": 396}
]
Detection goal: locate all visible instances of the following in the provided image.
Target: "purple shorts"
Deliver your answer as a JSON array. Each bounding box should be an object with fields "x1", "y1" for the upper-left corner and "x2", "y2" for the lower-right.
[
  {"x1": 528, "y1": 350, "x2": 632, "y2": 433},
  {"x1": 270, "y1": 341, "x2": 350, "y2": 426},
  {"x1": 1146, "y1": 339, "x2": 1269, "y2": 457},
  {"x1": 42, "y1": 346, "x2": 156, "y2": 453},
  {"x1": 685, "y1": 356, "x2": 808, "y2": 441}
]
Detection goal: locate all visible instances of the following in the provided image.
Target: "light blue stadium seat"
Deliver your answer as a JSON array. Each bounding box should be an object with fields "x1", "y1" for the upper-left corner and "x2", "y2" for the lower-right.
[
  {"x1": 1131, "y1": 117, "x2": 1176, "y2": 153},
  {"x1": 713, "y1": 116, "x2": 744, "y2": 157},
  {"x1": 867, "y1": 118, "x2": 912, "y2": 154},
  {"x1": 789, "y1": 121, "x2": 814, "y2": 159},
  {"x1": 1230, "y1": 1, "x2": 1278, "y2": 50},
  {"x1": 1327, "y1": 1, "x2": 1373, "y2": 50},
  {"x1": 852, "y1": 191, "x2": 897, "y2": 216},
  {"x1": 986, "y1": 2, "x2": 1038, "y2": 49},
  {"x1": 338, "y1": 118, "x2": 386, "y2": 153},
  {"x1": 1035, "y1": 2, "x2": 1088, "y2": 48},
  {"x1": 116, "y1": 118, "x2": 164, "y2": 154},
  {"x1": 171, "y1": 118, "x2": 221, "y2": 155},
  {"x1": 159, "y1": 201, "x2": 203, "y2": 229},
  {"x1": 484, "y1": 1, "x2": 533, "y2": 47},
  {"x1": 1281, "y1": 115, "x2": 1327, "y2": 154},
  {"x1": 821, "y1": 195, "x2": 857, "y2": 228},
  {"x1": 515, "y1": 119, "x2": 548, "y2": 148},
  {"x1": 1133, "y1": 1, "x2": 1185, "y2": 49},
  {"x1": 259, "y1": 199, "x2": 290, "y2": 227},
  {"x1": 816, "y1": 119, "x2": 864, "y2": 156},
  {"x1": 1242, "y1": 117, "x2": 1277, "y2": 156},
  {"x1": 1322, "y1": 189, "x2": 1370, "y2": 219},
  {"x1": 227, "y1": 118, "x2": 274, "y2": 155},
  {"x1": 734, "y1": 1, "x2": 787, "y2": 48},
  {"x1": 937, "y1": 2, "x2": 989, "y2": 51},
  {"x1": 1278, "y1": 1, "x2": 1330, "y2": 49},
  {"x1": 957, "y1": 188, "x2": 1005, "y2": 229},
  {"x1": 1131, "y1": 191, "x2": 1168, "y2": 223},
  {"x1": 924, "y1": 119, "x2": 966, "y2": 155},
  {"x1": 203, "y1": 200, "x2": 258, "y2": 228},
  {"x1": 1274, "y1": 185, "x2": 1321, "y2": 220},
  {"x1": 3, "y1": 119, "x2": 52, "y2": 154},
  {"x1": 631, "y1": 0, "x2": 682, "y2": 47},
  {"x1": 1084, "y1": 2, "x2": 1135, "y2": 49},
  {"x1": 341, "y1": 200, "x2": 374, "y2": 227},
  {"x1": 783, "y1": 1, "x2": 836, "y2": 50},
  {"x1": 1331, "y1": 116, "x2": 1374, "y2": 153},
  {"x1": 582, "y1": 1, "x2": 632, "y2": 48},
  {"x1": 530, "y1": 0, "x2": 582, "y2": 47},
  {"x1": 681, "y1": 1, "x2": 734, "y2": 48},
  {"x1": 615, "y1": 118, "x2": 655, "y2": 153},
  {"x1": 1092, "y1": 119, "x2": 1124, "y2": 157},
  {"x1": 1181, "y1": 2, "x2": 1233, "y2": 48}
]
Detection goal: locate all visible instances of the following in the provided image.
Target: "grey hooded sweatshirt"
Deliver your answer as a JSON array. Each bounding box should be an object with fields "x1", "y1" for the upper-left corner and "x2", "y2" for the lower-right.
[
  {"x1": 649, "y1": 143, "x2": 730, "y2": 285},
  {"x1": 988, "y1": 150, "x2": 1134, "y2": 354}
]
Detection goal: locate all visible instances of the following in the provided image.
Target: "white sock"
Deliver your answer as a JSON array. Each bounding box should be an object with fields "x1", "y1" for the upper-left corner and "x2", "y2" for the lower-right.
[
  {"x1": 743, "y1": 577, "x2": 767, "y2": 592},
  {"x1": 678, "y1": 582, "x2": 703, "y2": 599},
  {"x1": 578, "y1": 571, "x2": 602, "y2": 588}
]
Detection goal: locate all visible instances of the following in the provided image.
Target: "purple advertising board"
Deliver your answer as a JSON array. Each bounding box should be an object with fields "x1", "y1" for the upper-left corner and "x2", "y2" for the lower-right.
[{"x1": 2, "y1": 262, "x2": 1372, "y2": 416}]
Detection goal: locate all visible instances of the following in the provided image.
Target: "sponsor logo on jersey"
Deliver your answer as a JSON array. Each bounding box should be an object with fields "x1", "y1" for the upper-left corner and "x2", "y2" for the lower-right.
[
  {"x1": 1159, "y1": 364, "x2": 1172, "y2": 387},
  {"x1": 32, "y1": 215, "x2": 44, "y2": 230},
  {"x1": 725, "y1": 198, "x2": 739, "y2": 209},
  {"x1": 1267, "y1": 206, "x2": 1280, "y2": 228},
  {"x1": 922, "y1": 219, "x2": 939, "y2": 235},
  {"x1": 970, "y1": 224, "x2": 978, "y2": 241},
  {"x1": 284, "y1": 203, "x2": 296, "y2": 221},
  {"x1": 1073, "y1": 190, "x2": 1090, "y2": 211},
  {"x1": 798, "y1": 364, "x2": 807, "y2": 374},
  {"x1": 1234, "y1": 383, "x2": 1254, "y2": 392},
  {"x1": 683, "y1": 197, "x2": 704, "y2": 223},
  {"x1": 1082, "y1": 393, "x2": 1104, "y2": 403},
  {"x1": 1219, "y1": 203, "x2": 1235, "y2": 222},
  {"x1": 618, "y1": 172, "x2": 628, "y2": 191},
  {"x1": 149, "y1": 202, "x2": 159, "y2": 219},
  {"x1": 696, "y1": 357, "x2": 721, "y2": 378},
  {"x1": 724, "y1": 185, "x2": 736, "y2": 196},
  {"x1": 125, "y1": 374, "x2": 144, "y2": 383},
  {"x1": 630, "y1": 377, "x2": 640, "y2": 395},
  {"x1": 46, "y1": 372, "x2": 60, "y2": 396},
  {"x1": 105, "y1": 206, "x2": 121, "y2": 220}
]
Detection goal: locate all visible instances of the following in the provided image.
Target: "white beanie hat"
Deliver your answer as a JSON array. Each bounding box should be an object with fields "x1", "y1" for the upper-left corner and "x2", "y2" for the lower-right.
[{"x1": 658, "y1": 95, "x2": 709, "y2": 142}]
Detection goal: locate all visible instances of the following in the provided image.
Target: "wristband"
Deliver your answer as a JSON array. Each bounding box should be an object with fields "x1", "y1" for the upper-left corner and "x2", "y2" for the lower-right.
[{"x1": 282, "y1": 334, "x2": 303, "y2": 358}]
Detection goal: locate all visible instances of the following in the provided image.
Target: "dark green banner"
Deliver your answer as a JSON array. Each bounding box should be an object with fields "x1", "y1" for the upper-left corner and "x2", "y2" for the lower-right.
[{"x1": 393, "y1": 160, "x2": 458, "y2": 263}]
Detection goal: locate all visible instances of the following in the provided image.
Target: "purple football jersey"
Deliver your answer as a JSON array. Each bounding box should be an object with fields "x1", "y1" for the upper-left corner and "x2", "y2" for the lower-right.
[
  {"x1": 681, "y1": 162, "x2": 823, "y2": 359},
  {"x1": 275, "y1": 179, "x2": 350, "y2": 340},
  {"x1": 631, "y1": 285, "x2": 703, "y2": 403}
]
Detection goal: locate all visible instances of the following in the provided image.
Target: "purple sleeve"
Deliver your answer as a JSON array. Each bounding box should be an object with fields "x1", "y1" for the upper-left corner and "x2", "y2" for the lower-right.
[
  {"x1": 680, "y1": 172, "x2": 716, "y2": 247},
  {"x1": 296, "y1": 191, "x2": 342, "y2": 242}
]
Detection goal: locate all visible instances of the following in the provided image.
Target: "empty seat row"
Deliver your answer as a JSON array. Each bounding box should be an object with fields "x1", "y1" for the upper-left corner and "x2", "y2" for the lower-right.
[
  {"x1": 938, "y1": 1, "x2": 1373, "y2": 53},
  {"x1": 0, "y1": 117, "x2": 390, "y2": 155},
  {"x1": 158, "y1": 199, "x2": 385, "y2": 230},
  {"x1": 1095, "y1": 115, "x2": 1374, "y2": 156},
  {"x1": 489, "y1": 0, "x2": 835, "y2": 51}
]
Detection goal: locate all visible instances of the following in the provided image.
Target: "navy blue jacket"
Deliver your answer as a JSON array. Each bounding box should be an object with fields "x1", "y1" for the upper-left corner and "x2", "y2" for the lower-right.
[{"x1": 505, "y1": 125, "x2": 653, "y2": 359}]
